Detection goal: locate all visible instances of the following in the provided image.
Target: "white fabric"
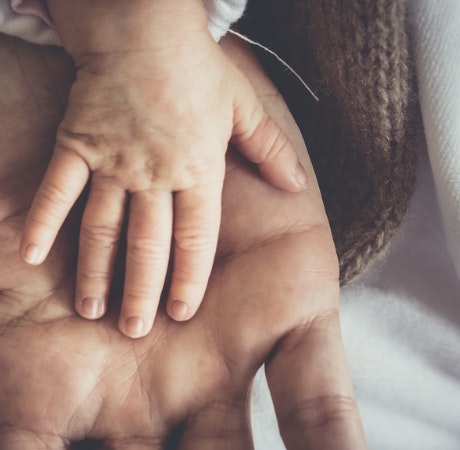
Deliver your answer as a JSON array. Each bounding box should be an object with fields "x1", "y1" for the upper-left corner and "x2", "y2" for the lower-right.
[
  {"x1": 251, "y1": 1, "x2": 460, "y2": 448},
  {"x1": 340, "y1": 146, "x2": 460, "y2": 449},
  {"x1": 0, "y1": 0, "x2": 59, "y2": 45},
  {"x1": 0, "y1": 0, "x2": 247, "y2": 45},
  {"x1": 203, "y1": 0, "x2": 247, "y2": 40},
  {"x1": 411, "y1": 0, "x2": 460, "y2": 279}
]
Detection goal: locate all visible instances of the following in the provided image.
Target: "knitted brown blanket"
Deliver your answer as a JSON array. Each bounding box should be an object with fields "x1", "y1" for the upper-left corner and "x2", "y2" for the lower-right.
[{"x1": 240, "y1": 0, "x2": 419, "y2": 284}]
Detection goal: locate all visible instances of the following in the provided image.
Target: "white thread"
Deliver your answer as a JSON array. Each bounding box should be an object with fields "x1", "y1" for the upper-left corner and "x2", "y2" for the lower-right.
[{"x1": 228, "y1": 29, "x2": 319, "y2": 102}]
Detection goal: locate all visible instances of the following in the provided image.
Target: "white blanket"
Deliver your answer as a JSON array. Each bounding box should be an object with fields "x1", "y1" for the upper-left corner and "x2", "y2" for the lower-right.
[{"x1": 251, "y1": 1, "x2": 460, "y2": 448}]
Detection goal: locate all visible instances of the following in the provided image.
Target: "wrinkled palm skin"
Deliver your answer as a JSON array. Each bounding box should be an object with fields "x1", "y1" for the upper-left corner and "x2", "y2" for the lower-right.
[{"x1": 0, "y1": 35, "x2": 366, "y2": 449}]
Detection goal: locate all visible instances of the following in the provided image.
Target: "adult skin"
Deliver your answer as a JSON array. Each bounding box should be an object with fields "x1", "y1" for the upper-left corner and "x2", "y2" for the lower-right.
[{"x1": 0, "y1": 33, "x2": 366, "y2": 449}]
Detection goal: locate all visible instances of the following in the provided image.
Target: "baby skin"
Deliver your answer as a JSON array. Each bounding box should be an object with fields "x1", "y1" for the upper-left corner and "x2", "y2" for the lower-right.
[{"x1": 19, "y1": 0, "x2": 307, "y2": 338}]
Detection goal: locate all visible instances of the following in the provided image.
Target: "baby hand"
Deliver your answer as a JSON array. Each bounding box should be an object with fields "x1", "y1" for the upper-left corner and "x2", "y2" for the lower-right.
[{"x1": 20, "y1": 18, "x2": 306, "y2": 339}]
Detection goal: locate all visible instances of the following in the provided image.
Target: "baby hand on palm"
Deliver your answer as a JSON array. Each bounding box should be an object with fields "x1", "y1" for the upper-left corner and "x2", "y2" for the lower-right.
[{"x1": 20, "y1": 33, "x2": 307, "y2": 338}]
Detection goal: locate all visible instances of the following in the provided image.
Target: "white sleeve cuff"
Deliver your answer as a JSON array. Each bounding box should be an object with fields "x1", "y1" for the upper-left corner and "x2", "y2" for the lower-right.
[
  {"x1": 204, "y1": 0, "x2": 247, "y2": 41},
  {"x1": 0, "y1": 0, "x2": 60, "y2": 45}
]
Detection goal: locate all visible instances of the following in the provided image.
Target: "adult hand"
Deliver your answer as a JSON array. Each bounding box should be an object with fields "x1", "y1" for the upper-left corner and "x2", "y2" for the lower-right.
[{"x1": 0, "y1": 35, "x2": 366, "y2": 449}]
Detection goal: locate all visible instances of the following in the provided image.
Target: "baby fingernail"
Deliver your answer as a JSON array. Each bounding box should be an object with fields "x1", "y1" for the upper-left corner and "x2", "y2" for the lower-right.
[
  {"x1": 81, "y1": 297, "x2": 103, "y2": 319},
  {"x1": 23, "y1": 243, "x2": 43, "y2": 265},
  {"x1": 293, "y1": 163, "x2": 308, "y2": 189},
  {"x1": 170, "y1": 300, "x2": 189, "y2": 321},
  {"x1": 125, "y1": 316, "x2": 146, "y2": 338}
]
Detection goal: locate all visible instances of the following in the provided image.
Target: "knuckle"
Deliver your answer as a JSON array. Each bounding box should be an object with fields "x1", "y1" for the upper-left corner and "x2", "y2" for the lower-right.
[
  {"x1": 184, "y1": 156, "x2": 217, "y2": 178},
  {"x1": 165, "y1": 157, "x2": 220, "y2": 189},
  {"x1": 174, "y1": 226, "x2": 215, "y2": 253},
  {"x1": 233, "y1": 106, "x2": 264, "y2": 143},
  {"x1": 234, "y1": 112, "x2": 291, "y2": 164},
  {"x1": 36, "y1": 182, "x2": 71, "y2": 213},
  {"x1": 122, "y1": 285, "x2": 154, "y2": 303},
  {"x1": 25, "y1": 214, "x2": 57, "y2": 233},
  {"x1": 57, "y1": 127, "x2": 98, "y2": 149},
  {"x1": 127, "y1": 237, "x2": 168, "y2": 263},
  {"x1": 260, "y1": 121, "x2": 290, "y2": 163},
  {"x1": 123, "y1": 291, "x2": 147, "y2": 303},
  {"x1": 80, "y1": 222, "x2": 121, "y2": 249},
  {"x1": 77, "y1": 264, "x2": 112, "y2": 282}
]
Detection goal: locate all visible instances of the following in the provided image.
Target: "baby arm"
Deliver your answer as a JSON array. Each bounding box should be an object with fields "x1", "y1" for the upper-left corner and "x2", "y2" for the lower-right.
[{"x1": 20, "y1": 0, "x2": 308, "y2": 338}]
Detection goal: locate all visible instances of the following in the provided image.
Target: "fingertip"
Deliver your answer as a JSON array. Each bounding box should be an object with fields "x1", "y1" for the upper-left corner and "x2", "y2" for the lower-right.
[
  {"x1": 292, "y1": 161, "x2": 308, "y2": 191},
  {"x1": 167, "y1": 299, "x2": 192, "y2": 322},
  {"x1": 21, "y1": 242, "x2": 45, "y2": 265},
  {"x1": 121, "y1": 316, "x2": 149, "y2": 339},
  {"x1": 259, "y1": 160, "x2": 308, "y2": 193},
  {"x1": 77, "y1": 297, "x2": 105, "y2": 320}
]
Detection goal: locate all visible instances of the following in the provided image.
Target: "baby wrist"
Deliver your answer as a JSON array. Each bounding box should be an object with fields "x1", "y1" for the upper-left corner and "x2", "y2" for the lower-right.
[{"x1": 45, "y1": 0, "x2": 211, "y2": 58}]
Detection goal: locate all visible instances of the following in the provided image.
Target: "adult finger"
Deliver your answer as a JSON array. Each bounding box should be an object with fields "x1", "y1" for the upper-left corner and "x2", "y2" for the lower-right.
[
  {"x1": 119, "y1": 189, "x2": 172, "y2": 339},
  {"x1": 230, "y1": 71, "x2": 307, "y2": 193},
  {"x1": 166, "y1": 182, "x2": 222, "y2": 321},
  {"x1": 20, "y1": 147, "x2": 89, "y2": 265},
  {"x1": 266, "y1": 313, "x2": 367, "y2": 450},
  {"x1": 75, "y1": 176, "x2": 127, "y2": 319},
  {"x1": 178, "y1": 398, "x2": 254, "y2": 450}
]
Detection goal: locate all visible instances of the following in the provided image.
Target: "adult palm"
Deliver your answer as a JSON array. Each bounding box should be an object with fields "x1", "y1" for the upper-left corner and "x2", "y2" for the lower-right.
[{"x1": 0, "y1": 35, "x2": 366, "y2": 449}]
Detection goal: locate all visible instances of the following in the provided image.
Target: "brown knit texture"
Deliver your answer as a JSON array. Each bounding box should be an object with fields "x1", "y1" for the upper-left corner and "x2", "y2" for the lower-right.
[{"x1": 240, "y1": 0, "x2": 418, "y2": 284}]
